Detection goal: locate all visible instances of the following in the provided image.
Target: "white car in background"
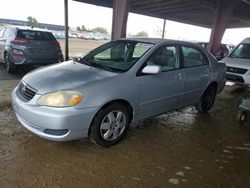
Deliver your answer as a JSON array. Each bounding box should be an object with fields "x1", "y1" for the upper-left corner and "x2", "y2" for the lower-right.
[{"x1": 222, "y1": 38, "x2": 250, "y2": 85}]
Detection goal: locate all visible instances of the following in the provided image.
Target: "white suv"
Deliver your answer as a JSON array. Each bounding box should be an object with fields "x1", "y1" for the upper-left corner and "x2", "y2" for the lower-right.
[{"x1": 222, "y1": 38, "x2": 250, "y2": 85}]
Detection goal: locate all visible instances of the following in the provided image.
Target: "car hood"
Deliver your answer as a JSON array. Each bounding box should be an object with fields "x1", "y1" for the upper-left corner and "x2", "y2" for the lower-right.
[
  {"x1": 22, "y1": 61, "x2": 119, "y2": 94},
  {"x1": 221, "y1": 56, "x2": 250, "y2": 69}
]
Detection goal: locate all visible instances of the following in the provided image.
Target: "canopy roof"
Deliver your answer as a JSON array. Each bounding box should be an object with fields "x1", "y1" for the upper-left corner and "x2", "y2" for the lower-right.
[{"x1": 74, "y1": 0, "x2": 250, "y2": 28}]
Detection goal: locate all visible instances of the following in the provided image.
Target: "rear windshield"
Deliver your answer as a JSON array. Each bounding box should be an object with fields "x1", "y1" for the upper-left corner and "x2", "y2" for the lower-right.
[{"x1": 17, "y1": 30, "x2": 56, "y2": 41}]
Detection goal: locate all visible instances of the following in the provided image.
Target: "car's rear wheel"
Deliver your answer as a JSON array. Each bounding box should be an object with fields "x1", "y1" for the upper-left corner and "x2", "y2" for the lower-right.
[
  {"x1": 5, "y1": 53, "x2": 17, "y2": 74},
  {"x1": 196, "y1": 84, "x2": 217, "y2": 113},
  {"x1": 89, "y1": 103, "x2": 130, "y2": 147}
]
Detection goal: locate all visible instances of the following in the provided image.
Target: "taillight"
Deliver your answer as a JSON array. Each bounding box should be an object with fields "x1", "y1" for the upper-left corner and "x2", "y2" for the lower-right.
[
  {"x1": 51, "y1": 40, "x2": 60, "y2": 46},
  {"x1": 56, "y1": 50, "x2": 64, "y2": 61},
  {"x1": 12, "y1": 49, "x2": 25, "y2": 56},
  {"x1": 11, "y1": 38, "x2": 31, "y2": 45}
]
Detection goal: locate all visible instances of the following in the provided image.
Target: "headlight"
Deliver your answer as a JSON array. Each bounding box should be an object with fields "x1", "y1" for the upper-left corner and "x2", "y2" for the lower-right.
[{"x1": 37, "y1": 91, "x2": 84, "y2": 107}]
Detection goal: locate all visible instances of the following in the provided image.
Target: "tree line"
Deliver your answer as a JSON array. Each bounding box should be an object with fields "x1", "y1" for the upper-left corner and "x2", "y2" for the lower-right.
[{"x1": 26, "y1": 16, "x2": 149, "y2": 37}]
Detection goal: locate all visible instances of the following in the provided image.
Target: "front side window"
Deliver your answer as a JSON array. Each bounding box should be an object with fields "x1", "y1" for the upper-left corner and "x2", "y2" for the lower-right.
[
  {"x1": 81, "y1": 41, "x2": 153, "y2": 72},
  {"x1": 182, "y1": 46, "x2": 208, "y2": 68},
  {"x1": 229, "y1": 43, "x2": 250, "y2": 59},
  {"x1": 146, "y1": 46, "x2": 179, "y2": 71}
]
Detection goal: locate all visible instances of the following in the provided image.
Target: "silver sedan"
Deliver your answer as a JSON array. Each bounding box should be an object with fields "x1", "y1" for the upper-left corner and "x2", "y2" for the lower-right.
[{"x1": 12, "y1": 38, "x2": 226, "y2": 147}]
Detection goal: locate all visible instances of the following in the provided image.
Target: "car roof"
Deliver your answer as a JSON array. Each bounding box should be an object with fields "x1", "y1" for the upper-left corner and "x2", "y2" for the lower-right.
[
  {"x1": 3, "y1": 25, "x2": 50, "y2": 32},
  {"x1": 241, "y1": 38, "x2": 250, "y2": 43},
  {"x1": 119, "y1": 37, "x2": 200, "y2": 46}
]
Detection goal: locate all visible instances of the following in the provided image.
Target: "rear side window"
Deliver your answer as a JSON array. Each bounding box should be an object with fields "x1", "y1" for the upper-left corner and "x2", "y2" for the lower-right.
[
  {"x1": 17, "y1": 30, "x2": 56, "y2": 41},
  {"x1": 3, "y1": 28, "x2": 15, "y2": 38},
  {"x1": 182, "y1": 46, "x2": 208, "y2": 68}
]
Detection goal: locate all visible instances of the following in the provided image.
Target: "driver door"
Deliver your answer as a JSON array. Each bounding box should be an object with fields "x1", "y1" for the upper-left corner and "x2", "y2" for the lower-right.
[{"x1": 138, "y1": 45, "x2": 184, "y2": 119}]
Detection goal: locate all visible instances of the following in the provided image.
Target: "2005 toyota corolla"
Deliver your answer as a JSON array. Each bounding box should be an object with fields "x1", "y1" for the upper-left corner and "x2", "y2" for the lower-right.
[{"x1": 12, "y1": 38, "x2": 226, "y2": 147}]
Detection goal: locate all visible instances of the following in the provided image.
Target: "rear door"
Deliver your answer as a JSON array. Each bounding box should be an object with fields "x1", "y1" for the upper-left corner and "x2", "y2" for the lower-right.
[
  {"x1": 16, "y1": 30, "x2": 60, "y2": 59},
  {"x1": 180, "y1": 45, "x2": 211, "y2": 106},
  {"x1": 138, "y1": 45, "x2": 184, "y2": 119}
]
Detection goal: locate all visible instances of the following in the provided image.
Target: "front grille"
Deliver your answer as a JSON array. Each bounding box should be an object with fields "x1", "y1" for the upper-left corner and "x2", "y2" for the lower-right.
[
  {"x1": 19, "y1": 82, "x2": 36, "y2": 101},
  {"x1": 227, "y1": 66, "x2": 248, "y2": 74}
]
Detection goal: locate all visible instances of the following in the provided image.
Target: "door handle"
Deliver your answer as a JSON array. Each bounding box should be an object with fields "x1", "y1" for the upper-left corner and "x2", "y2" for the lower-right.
[{"x1": 174, "y1": 74, "x2": 182, "y2": 79}]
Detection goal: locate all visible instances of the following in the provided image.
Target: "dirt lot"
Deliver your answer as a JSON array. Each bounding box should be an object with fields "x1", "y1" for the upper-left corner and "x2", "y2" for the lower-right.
[
  {"x1": 1, "y1": 40, "x2": 250, "y2": 187},
  {"x1": 1, "y1": 85, "x2": 250, "y2": 187},
  {"x1": 59, "y1": 38, "x2": 106, "y2": 57}
]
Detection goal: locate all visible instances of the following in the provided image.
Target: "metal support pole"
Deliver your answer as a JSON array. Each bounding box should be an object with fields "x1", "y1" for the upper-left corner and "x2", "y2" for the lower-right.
[
  {"x1": 208, "y1": 0, "x2": 237, "y2": 55},
  {"x1": 64, "y1": 0, "x2": 69, "y2": 61},
  {"x1": 162, "y1": 19, "x2": 166, "y2": 39},
  {"x1": 112, "y1": 0, "x2": 129, "y2": 40}
]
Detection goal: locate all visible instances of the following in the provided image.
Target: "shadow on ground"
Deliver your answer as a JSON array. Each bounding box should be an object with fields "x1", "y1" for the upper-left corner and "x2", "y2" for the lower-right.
[{"x1": 0, "y1": 63, "x2": 39, "y2": 80}]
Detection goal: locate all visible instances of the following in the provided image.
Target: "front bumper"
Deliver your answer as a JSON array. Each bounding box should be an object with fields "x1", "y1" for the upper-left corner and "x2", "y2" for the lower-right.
[
  {"x1": 226, "y1": 72, "x2": 250, "y2": 85},
  {"x1": 12, "y1": 87, "x2": 98, "y2": 141}
]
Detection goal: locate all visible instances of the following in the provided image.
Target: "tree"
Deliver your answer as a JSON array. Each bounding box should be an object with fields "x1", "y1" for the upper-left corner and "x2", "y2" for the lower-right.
[
  {"x1": 26, "y1": 16, "x2": 39, "y2": 28},
  {"x1": 77, "y1": 25, "x2": 87, "y2": 32},
  {"x1": 76, "y1": 26, "x2": 81, "y2": 31},
  {"x1": 134, "y1": 31, "x2": 148, "y2": 38},
  {"x1": 81, "y1": 25, "x2": 87, "y2": 31},
  {"x1": 91, "y1": 27, "x2": 108, "y2": 34}
]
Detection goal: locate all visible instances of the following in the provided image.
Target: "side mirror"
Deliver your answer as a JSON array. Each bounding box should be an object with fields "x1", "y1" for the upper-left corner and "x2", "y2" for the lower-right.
[{"x1": 142, "y1": 65, "x2": 162, "y2": 74}]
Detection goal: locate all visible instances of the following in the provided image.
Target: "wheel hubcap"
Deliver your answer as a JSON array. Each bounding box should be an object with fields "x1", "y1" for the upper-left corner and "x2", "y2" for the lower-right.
[{"x1": 100, "y1": 110, "x2": 126, "y2": 141}]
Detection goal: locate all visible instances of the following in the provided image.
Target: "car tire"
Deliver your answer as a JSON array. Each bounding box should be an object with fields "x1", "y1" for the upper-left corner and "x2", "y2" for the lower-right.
[
  {"x1": 195, "y1": 84, "x2": 217, "y2": 113},
  {"x1": 89, "y1": 103, "x2": 131, "y2": 147},
  {"x1": 5, "y1": 53, "x2": 17, "y2": 74}
]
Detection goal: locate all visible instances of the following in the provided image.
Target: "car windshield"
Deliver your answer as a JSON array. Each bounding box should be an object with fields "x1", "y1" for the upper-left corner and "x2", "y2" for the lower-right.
[
  {"x1": 78, "y1": 40, "x2": 154, "y2": 72},
  {"x1": 229, "y1": 43, "x2": 250, "y2": 59},
  {"x1": 17, "y1": 30, "x2": 56, "y2": 41}
]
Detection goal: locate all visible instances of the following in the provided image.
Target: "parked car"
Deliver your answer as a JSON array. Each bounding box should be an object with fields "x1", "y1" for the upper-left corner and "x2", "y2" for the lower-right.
[
  {"x1": 12, "y1": 38, "x2": 226, "y2": 147},
  {"x1": 221, "y1": 38, "x2": 250, "y2": 85},
  {"x1": 198, "y1": 42, "x2": 230, "y2": 60},
  {"x1": 0, "y1": 26, "x2": 64, "y2": 73}
]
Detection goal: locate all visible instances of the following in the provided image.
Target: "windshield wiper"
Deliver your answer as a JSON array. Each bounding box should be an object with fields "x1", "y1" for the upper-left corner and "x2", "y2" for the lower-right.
[
  {"x1": 73, "y1": 57, "x2": 91, "y2": 65},
  {"x1": 90, "y1": 62, "x2": 123, "y2": 72},
  {"x1": 74, "y1": 58, "x2": 124, "y2": 72}
]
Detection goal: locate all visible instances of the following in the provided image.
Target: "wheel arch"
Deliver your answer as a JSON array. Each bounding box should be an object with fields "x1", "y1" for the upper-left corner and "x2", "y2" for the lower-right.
[
  {"x1": 88, "y1": 99, "x2": 134, "y2": 136},
  {"x1": 96, "y1": 99, "x2": 134, "y2": 122}
]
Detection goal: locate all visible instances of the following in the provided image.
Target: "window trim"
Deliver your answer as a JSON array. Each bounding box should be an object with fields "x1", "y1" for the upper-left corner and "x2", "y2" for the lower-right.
[
  {"x1": 180, "y1": 44, "x2": 210, "y2": 69},
  {"x1": 136, "y1": 44, "x2": 181, "y2": 77}
]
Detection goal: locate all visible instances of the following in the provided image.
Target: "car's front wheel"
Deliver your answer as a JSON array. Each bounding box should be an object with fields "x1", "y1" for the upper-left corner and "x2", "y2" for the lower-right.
[
  {"x1": 196, "y1": 84, "x2": 217, "y2": 113},
  {"x1": 89, "y1": 103, "x2": 131, "y2": 147},
  {"x1": 5, "y1": 53, "x2": 17, "y2": 74}
]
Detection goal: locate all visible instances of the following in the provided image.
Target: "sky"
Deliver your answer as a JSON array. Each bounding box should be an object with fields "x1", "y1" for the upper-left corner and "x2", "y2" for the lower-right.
[{"x1": 0, "y1": 0, "x2": 249, "y2": 45}]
